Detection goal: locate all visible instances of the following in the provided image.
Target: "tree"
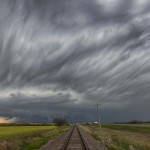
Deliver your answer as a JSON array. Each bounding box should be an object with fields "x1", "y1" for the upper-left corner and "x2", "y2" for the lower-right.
[{"x1": 53, "y1": 118, "x2": 67, "y2": 126}]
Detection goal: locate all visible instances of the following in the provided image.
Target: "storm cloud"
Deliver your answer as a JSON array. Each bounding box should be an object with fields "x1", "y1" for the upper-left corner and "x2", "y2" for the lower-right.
[{"x1": 0, "y1": 0, "x2": 150, "y2": 123}]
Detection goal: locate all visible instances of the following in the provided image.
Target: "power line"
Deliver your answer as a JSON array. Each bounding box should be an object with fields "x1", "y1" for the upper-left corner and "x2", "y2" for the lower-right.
[
  {"x1": 113, "y1": 63, "x2": 150, "y2": 96},
  {"x1": 116, "y1": 58, "x2": 150, "y2": 89},
  {"x1": 118, "y1": 71, "x2": 150, "y2": 96},
  {"x1": 100, "y1": 58, "x2": 150, "y2": 103},
  {"x1": 117, "y1": 70, "x2": 150, "y2": 95}
]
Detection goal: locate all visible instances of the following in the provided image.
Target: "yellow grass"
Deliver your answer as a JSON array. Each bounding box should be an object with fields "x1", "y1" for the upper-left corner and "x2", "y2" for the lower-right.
[{"x1": 0, "y1": 126, "x2": 56, "y2": 139}]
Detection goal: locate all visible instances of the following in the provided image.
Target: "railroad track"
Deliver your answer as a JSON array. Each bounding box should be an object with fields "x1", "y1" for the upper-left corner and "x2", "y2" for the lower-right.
[
  {"x1": 61, "y1": 124, "x2": 88, "y2": 150},
  {"x1": 39, "y1": 125, "x2": 107, "y2": 150}
]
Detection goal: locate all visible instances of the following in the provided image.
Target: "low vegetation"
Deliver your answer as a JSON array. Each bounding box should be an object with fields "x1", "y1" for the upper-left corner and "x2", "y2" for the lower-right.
[
  {"x1": 102, "y1": 123, "x2": 150, "y2": 133},
  {"x1": 0, "y1": 125, "x2": 69, "y2": 150},
  {"x1": 83, "y1": 124, "x2": 150, "y2": 150}
]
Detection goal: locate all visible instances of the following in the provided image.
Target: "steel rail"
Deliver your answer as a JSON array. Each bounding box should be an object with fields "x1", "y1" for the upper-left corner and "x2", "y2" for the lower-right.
[
  {"x1": 76, "y1": 125, "x2": 89, "y2": 150},
  {"x1": 61, "y1": 124, "x2": 88, "y2": 150},
  {"x1": 61, "y1": 125, "x2": 75, "y2": 150}
]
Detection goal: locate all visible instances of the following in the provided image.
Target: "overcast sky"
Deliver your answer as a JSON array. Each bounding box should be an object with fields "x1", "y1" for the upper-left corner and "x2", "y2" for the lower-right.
[{"x1": 0, "y1": 0, "x2": 150, "y2": 123}]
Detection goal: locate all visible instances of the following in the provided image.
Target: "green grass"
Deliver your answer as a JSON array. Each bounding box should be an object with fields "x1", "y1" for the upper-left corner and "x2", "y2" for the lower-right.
[
  {"x1": 0, "y1": 125, "x2": 69, "y2": 150},
  {"x1": 83, "y1": 124, "x2": 150, "y2": 150},
  {"x1": 102, "y1": 123, "x2": 150, "y2": 133},
  {"x1": 21, "y1": 126, "x2": 68, "y2": 150}
]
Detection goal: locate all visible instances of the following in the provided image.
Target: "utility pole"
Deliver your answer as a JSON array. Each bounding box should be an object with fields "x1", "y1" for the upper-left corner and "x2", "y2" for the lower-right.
[{"x1": 94, "y1": 104, "x2": 102, "y2": 133}]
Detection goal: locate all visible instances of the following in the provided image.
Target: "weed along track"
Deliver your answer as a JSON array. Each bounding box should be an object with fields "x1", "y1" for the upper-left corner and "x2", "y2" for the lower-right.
[{"x1": 39, "y1": 125, "x2": 107, "y2": 150}]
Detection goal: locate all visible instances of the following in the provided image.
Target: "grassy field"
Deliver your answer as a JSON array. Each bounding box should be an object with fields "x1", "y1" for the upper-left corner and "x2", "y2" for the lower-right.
[
  {"x1": 0, "y1": 125, "x2": 69, "y2": 150},
  {"x1": 102, "y1": 123, "x2": 150, "y2": 133},
  {"x1": 83, "y1": 124, "x2": 150, "y2": 150},
  {"x1": 0, "y1": 126, "x2": 55, "y2": 138}
]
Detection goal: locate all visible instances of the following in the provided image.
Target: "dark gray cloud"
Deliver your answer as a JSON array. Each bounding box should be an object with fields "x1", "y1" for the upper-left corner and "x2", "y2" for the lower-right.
[{"x1": 0, "y1": 0, "x2": 150, "y2": 122}]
